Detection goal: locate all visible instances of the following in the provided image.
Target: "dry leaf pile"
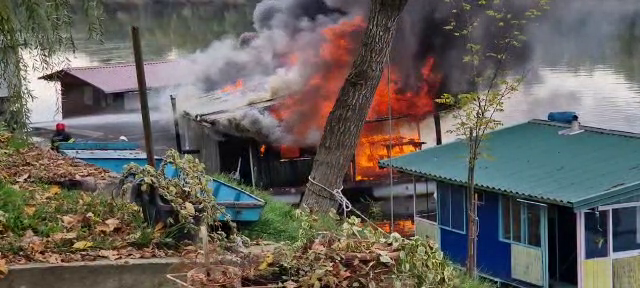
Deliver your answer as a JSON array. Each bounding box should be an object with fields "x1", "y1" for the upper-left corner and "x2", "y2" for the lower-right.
[
  {"x1": 0, "y1": 131, "x2": 115, "y2": 186},
  {"x1": 0, "y1": 184, "x2": 186, "y2": 279}
]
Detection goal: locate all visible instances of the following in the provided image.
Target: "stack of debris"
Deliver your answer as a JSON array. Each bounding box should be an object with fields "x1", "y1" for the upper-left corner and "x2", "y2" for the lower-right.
[{"x1": 0, "y1": 131, "x2": 118, "y2": 191}]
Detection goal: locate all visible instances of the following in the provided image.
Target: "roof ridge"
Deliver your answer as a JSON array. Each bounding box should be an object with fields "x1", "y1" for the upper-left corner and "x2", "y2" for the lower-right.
[
  {"x1": 66, "y1": 60, "x2": 176, "y2": 71},
  {"x1": 530, "y1": 119, "x2": 640, "y2": 139}
]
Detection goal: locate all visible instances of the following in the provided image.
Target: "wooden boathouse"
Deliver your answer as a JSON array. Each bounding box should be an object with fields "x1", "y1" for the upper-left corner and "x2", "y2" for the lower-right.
[
  {"x1": 381, "y1": 118, "x2": 640, "y2": 288},
  {"x1": 40, "y1": 61, "x2": 184, "y2": 118}
]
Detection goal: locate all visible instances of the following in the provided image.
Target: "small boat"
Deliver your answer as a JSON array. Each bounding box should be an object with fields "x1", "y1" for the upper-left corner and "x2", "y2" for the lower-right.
[
  {"x1": 163, "y1": 164, "x2": 265, "y2": 222},
  {"x1": 57, "y1": 141, "x2": 163, "y2": 174},
  {"x1": 58, "y1": 141, "x2": 265, "y2": 223}
]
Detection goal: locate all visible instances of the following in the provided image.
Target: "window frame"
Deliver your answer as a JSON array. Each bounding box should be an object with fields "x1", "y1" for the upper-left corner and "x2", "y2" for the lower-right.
[
  {"x1": 499, "y1": 195, "x2": 543, "y2": 248},
  {"x1": 437, "y1": 182, "x2": 466, "y2": 234},
  {"x1": 583, "y1": 210, "x2": 609, "y2": 260},
  {"x1": 420, "y1": 182, "x2": 438, "y2": 224},
  {"x1": 588, "y1": 202, "x2": 640, "y2": 259}
]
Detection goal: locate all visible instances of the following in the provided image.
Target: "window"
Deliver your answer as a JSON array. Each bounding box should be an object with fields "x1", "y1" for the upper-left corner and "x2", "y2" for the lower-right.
[
  {"x1": 438, "y1": 183, "x2": 466, "y2": 232},
  {"x1": 425, "y1": 192, "x2": 437, "y2": 222},
  {"x1": 500, "y1": 196, "x2": 542, "y2": 247},
  {"x1": 83, "y1": 86, "x2": 93, "y2": 105},
  {"x1": 418, "y1": 181, "x2": 437, "y2": 222},
  {"x1": 584, "y1": 210, "x2": 609, "y2": 259},
  {"x1": 612, "y1": 206, "x2": 640, "y2": 253}
]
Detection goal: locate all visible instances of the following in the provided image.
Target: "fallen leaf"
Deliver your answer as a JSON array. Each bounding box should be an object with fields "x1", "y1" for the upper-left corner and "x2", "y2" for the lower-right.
[
  {"x1": 0, "y1": 259, "x2": 8, "y2": 279},
  {"x1": 96, "y1": 224, "x2": 111, "y2": 233},
  {"x1": 105, "y1": 218, "x2": 121, "y2": 231},
  {"x1": 258, "y1": 253, "x2": 274, "y2": 270},
  {"x1": 98, "y1": 250, "x2": 120, "y2": 261},
  {"x1": 51, "y1": 232, "x2": 77, "y2": 241},
  {"x1": 44, "y1": 253, "x2": 62, "y2": 264},
  {"x1": 24, "y1": 205, "x2": 36, "y2": 216},
  {"x1": 61, "y1": 215, "x2": 77, "y2": 229},
  {"x1": 28, "y1": 240, "x2": 46, "y2": 253},
  {"x1": 379, "y1": 255, "x2": 393, "y2": 264},
  {"x1": 184, "y1": 202, "x2": 195, "y2": 216},
  {"x1": 72, "y1": 241, "x2": 93, "y2": 250},
  {"x1": 48, "y1": 185, "x2": 61, "y2": 196},
  {"x1": 153, "y1": 222, "x2": 165, "y2": 237},
  {"x1": 16, "y1": 173, "x2": 29, "y2": 182}
]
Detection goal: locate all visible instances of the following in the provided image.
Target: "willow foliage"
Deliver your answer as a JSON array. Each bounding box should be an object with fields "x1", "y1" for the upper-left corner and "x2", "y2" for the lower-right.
[{"x1": 0, "y1": 0, "x2": 103, "y2": 135}]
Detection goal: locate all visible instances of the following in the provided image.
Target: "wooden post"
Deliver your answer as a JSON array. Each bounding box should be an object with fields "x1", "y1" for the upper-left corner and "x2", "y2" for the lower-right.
[
  {"x1": 434, "y1": 110, "x2": 442, "y2": 146},
  {"x1": 170, "y1": 95, "x2": 183, "y2": 154},
  {"x1": 131, "y1": 26, "x2": 155, "y2": 168},
  {"x1": 248, "y1": 144, "x2": 256, "y2": 188}
]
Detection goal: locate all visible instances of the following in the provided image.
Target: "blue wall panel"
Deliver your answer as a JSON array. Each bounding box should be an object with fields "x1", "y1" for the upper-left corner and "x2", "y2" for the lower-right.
[
  {"x1": 476, "y1": 192, "x2": 512, "y2": 280},
  {"x1": 440, "y1": 228, "x2": 468, "y2": 266}
]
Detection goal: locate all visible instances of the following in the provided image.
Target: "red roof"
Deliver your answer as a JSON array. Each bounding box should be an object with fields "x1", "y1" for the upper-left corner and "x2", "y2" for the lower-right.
[{"x1": 40, "y1": 61, "x2": 188, "y2": 94}]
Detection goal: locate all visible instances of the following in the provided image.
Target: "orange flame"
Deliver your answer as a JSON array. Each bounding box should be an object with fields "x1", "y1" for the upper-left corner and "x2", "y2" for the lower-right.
[
  {"x1": 280, "y1": 146, "x2": 300, "y2": 159},
  {"x1": 355, "y1": 118, "x2": 422, "y2": 181},
  {"x1": 269, "y1": 16, "x2": 440, "y2": 179},
  {"x1": 220, "y1": 79, "x2": 244, "y2": 93},
  {"x1": 259, "y1": 145, "x2": 266, "y2": 157},
  {"x1": 376, "y1": 220, "x2": 416, "y2": 237}
]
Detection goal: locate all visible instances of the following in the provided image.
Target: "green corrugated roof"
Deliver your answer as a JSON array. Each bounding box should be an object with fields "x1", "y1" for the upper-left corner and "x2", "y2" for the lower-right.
[{"x1": 379, "y1": 120, "x2": 640, "y2": 210}]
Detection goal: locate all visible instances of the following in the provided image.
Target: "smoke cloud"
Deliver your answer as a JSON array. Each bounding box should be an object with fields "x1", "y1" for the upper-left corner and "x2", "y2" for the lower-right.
[{"x1": 169, "y1": 0, "x2": 547, "y2": 146}]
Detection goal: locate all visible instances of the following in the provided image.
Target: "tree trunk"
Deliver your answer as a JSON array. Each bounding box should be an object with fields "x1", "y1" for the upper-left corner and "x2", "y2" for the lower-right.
[
  {"x1": 301, "y1": 0, "x2": 408, "y2": 213},
  {"x1": 466, "y1": 134, "x2": 479, "y2": 276}
]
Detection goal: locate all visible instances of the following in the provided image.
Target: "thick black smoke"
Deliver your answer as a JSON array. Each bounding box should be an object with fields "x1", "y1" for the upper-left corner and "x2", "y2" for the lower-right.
[
  {"x1": 174, "y1": 0, "x2": 544, "y2": 145},
  {"x1": 249, "y1": 0, "x2": 540, "y2": 96}
]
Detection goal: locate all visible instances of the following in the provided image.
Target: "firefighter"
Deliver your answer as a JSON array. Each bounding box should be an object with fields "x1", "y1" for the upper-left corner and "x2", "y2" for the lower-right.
[{"x1": 50, "y1": 123, "x2": 75, "y2": 151}]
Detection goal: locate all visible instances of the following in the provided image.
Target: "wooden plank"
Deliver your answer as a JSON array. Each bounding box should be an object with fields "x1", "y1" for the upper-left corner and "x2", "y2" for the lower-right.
[
  {"x1": 613, "y1": 256, "x2": 640, "y2": 288},
  {"x1": 511, "y1": 244, "x2": 544, "y2": 286},
  {"x1": 415, "y1": 217, "x2": 439, "y2": 245},
  {"x1": 582, "y1": 258, "x2": 611, "y2": 288}
]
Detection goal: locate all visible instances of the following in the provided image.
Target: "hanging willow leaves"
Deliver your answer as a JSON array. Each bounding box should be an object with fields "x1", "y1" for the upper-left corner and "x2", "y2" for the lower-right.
[{"x1": 0, "y1": 0, "x2": 103, "y2": 136}]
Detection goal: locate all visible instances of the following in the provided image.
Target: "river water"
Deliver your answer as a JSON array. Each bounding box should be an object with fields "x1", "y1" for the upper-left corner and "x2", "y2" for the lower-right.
[{"x1": 28, "y1": 1, "x2": 640, "y2": 144}]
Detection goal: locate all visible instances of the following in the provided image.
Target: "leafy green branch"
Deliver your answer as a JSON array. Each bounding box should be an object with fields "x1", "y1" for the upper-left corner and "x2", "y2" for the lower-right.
[
  {"x1": 0, "y1": 0, "x2": 103, "y2": 136},
  {"x1": 121, "y1": 149, "x2": 225, "y2": 233},
  {"x1": 437, "y1": 0, "x2": 550, "y2": 276}
]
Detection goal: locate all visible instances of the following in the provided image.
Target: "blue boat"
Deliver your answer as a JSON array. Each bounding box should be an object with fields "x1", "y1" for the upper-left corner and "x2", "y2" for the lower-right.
[
  {"x1": 58, "y1": 141, "x2": 265, "y2": 223},
  {"x1": 57, "y1": 142, "x2": 163, "y2": 174},
  {"x1": 162, "y1": 164, "x2": 265, "y2": 222}
]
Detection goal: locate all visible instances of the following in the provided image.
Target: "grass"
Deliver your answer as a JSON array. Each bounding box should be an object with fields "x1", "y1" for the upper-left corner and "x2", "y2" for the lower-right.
[
  {"x1": 0, "y1": 182, "x2": 158, "y2": 255},
  {"x1": 212, "y1": 174, "x2": 495, "y2": 288},
  {"x1": 212, "y1": 174, "x2": 339, "y2": 243}
]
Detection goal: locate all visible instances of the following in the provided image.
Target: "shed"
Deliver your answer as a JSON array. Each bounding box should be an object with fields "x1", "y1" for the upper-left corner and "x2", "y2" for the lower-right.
[
  {"x1": 380, "y1": 119, "x2": 640, "y2": 288},
  {"x1": 178, "y1": 81, "x2": 432, "y2": 227},
  {"x1": 40, "y1": 61, "x2": 186, "y2": 118},
  {"x1": 178, "y1": 80, "x2": 315, "y2": 190}
]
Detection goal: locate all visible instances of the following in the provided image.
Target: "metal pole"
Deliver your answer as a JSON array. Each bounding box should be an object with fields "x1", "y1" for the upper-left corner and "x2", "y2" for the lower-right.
[
  {"x1": 413, "y1": 175, "x2": 417, "y2": 235},
  {"x1": 170, "y1": 95, "x2": 183, "y2": 154},
  {"x1": 131, "y1": 26, "x2": 155, "y2": 168}
]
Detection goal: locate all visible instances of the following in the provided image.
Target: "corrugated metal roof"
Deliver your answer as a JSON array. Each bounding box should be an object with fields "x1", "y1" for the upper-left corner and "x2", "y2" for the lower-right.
[
  {"x1": 40, "y1": 61, "x2": 187, "y2": 94},
  {"x1": 380, "y1": 120, "x2": 640, "y2": 210},
  {"x1": 181, "y1": 79, "x2": 274, "y2": 120},
  {"x1": 180, "y1": 79, "x2": 283, "y2": 140}
]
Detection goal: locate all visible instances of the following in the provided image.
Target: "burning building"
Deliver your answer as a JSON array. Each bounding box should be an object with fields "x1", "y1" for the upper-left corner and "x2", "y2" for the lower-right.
[{"x1": 171, "y1": 0, "x2": 539, "y2": 235}]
